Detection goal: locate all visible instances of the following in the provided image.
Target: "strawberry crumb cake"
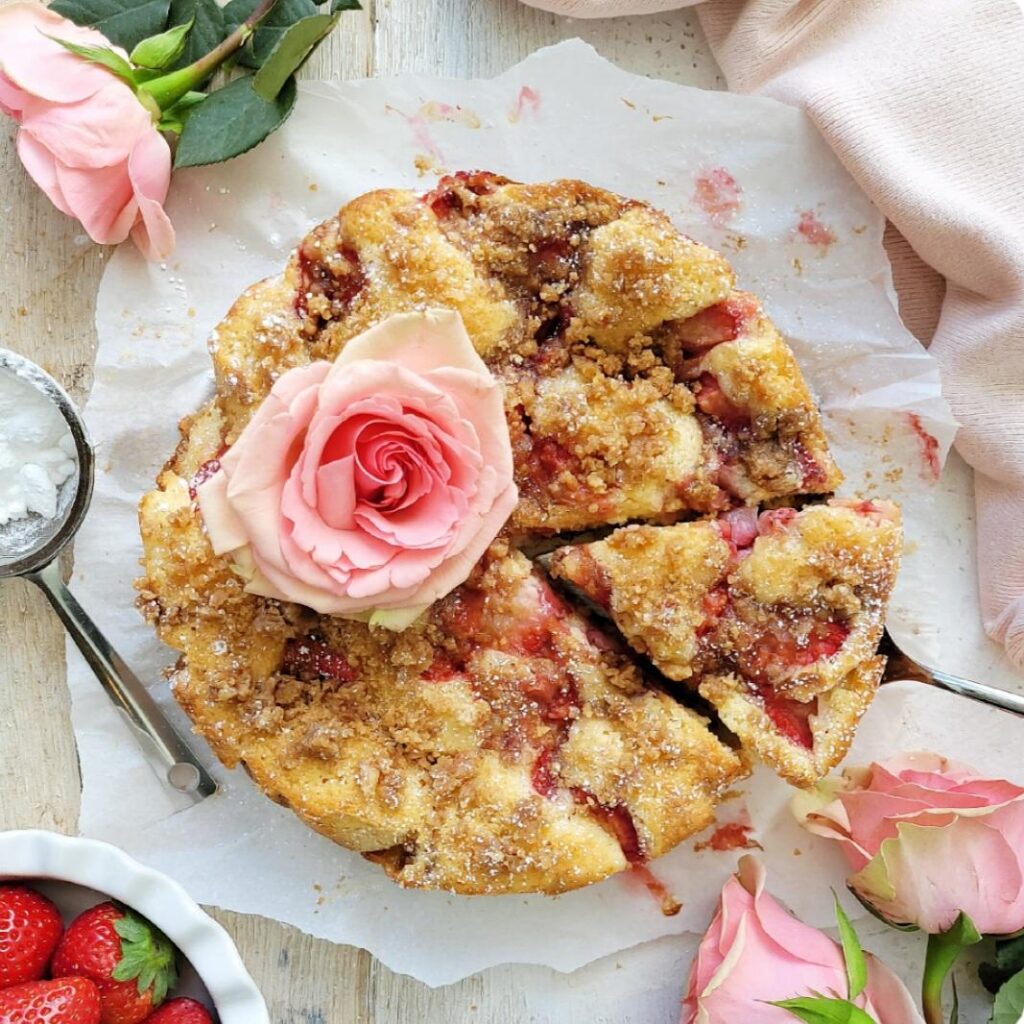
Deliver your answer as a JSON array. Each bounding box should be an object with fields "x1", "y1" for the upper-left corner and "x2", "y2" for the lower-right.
[{"x1": 138, "y1": 173, "x2": 902, "y2": 895}]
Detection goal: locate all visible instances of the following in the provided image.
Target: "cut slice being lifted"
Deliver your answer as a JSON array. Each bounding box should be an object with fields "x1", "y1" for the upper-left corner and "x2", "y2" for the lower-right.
[{"x1": 548, "y1": 500, "x2": 901, "y2": 785}]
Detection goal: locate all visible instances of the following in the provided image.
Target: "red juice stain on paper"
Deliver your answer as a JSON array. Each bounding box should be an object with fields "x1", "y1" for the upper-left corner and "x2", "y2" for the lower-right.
[
  {"x1": 623, "y1": 864, "x2": 682, "y2": 917},
  {"x1": 692, "y1": 168, "x2": 741, "y2": 226},
  {"x1": 795, "y1": 209, "x2": 837, "y2": 250},
  {"x1": 509, "y1": 85, "x2": 541, "y2": 123},
  {"x1": 694, "y1": 820, "x2": 762, "y2": 854},
  {"x1": 906, "y1": 411, "x2": 941, "y2": 481}
]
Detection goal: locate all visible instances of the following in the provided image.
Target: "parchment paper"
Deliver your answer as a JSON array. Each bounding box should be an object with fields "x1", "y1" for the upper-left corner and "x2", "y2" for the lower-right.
[{"x1": 67, "y1": 41, "x2": 1024, "y2": 986}]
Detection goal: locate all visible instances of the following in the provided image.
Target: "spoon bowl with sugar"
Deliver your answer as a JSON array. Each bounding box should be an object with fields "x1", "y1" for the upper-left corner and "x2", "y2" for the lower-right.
[{"x1": 0, "y1": 348, "x2": 216, "y2": 802}]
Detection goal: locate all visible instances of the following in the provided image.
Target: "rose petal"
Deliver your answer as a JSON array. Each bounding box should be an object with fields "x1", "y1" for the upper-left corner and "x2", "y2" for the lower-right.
[
  {"x1": 52, "y1": 155, "x2": 136, "y2": 244},
  {"x1": 128, "y1": 129, "x2": 174, "y2": 261},
  {"x1": 15, "y1": 130, "x2": 74, "y2": 216},
  {"x1": 0, "y1": 4, "x2": 126, "y2": 104},
  {"x1": 0, "y1": 70, "x2": 27, "y2": 119},
  {"x1": 20, "y1": 80, "x2": 150, "y2": 169}
]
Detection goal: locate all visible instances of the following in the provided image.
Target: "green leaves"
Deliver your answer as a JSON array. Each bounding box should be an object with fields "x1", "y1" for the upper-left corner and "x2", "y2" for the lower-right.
[
  {"x1": 167, "y1": 0, "x2": 226, "y2": 70},
  {"x1": 51, "y1": 0, "x2": 358, "y2": 167},
  {"x1": 130, "y1": 18, "x2": 192, "y2": 68},
  {"x1": 922, "y1": 913, "x2": 983, "y2": 1024},
  {"x1": 834, "y1": 893, "x2": 869, "y2": 1002},
  {"x1": 992, "y1": 970, "x2": 1024, "y2": 1024},
  {"x1": 252, "y1": 12, "x2": 336, "y2": 100},
  {"x1": 982, "y1": 936, "x2": 1024, "y2": 994},
  {"x1": 111, "y1": 908, "x2": 179, "y2": 1007},
  {"x1": 772, "y1": 997, "x2": 879, "y2": 1024},
  {"x1": 174, "y1": 74, "x2": 296, "y2": 167},
  {"x1": 50, "y1": 0, "x2": 170, "y2": 50}
]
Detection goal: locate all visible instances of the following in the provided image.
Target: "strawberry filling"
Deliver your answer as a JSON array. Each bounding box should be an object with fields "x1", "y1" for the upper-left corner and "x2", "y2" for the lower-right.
[
  {"x1": 748, "y1": 679, "x2": 816, "y2": 749},
  {"x1": 295, "y1": 243, "x2": 365, "y2": 321},
  {"x1": 694, "y1": 820, "x2": 761, "y2": 853},
  {"x1": 422, "y1": 170, "x2": 503, "y2": 217},
  {"x1": 534, "y1": 305, "x2": 574, "y2": 345},
  {"x1": 740, "y1": 618, "x2": 849, "y2": 678},
  {"x1": 695, "y1": 373, "x2": 750, "y2": 430},
  {"x1": 532, "y1": 435, "x2": 581, "y2": 484},
  {"x1": 717, "y1": 507, "x2": 759, "y2": 551},
  {"x1": 673, "y1": 294, "x2": 758, "y2": 353},
  {"x1": 572, "y1": 790, "x2": 644, "y2": 864},
  {"x1": 188, "y1": 458, "x2": 221, "y2": 500},
  {"x1": 698, "y1": 584, "x2": 730, "y2": 637},
  {"x1": 794, "y1": 440, "x2": 828, "y2": 490},
  {"x1": 561, "y1": 548, "x2": 612, "y2": 611},
  {"x1": 756, "y1": 507, "x2": 798, "y2": 535},
  {"x1": 282, "y1": 636, "x2": 356, "y2": 683},
  {"x1": 421, "y1": 649, "x2": 464, "y2": 682}
]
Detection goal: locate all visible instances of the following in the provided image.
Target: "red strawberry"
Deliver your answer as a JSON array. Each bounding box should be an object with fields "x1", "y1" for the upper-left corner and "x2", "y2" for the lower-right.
[
  {"x1": 51, "y1": 903, "x2": 178, "y2": 1024},
  {"x1": 0, "y1": 976, "x2": 102, "y2": 1023},
  {"x1": 143, "y1": 997, "x2": 213, "y2": 1024},
  {"x1": 0, "y1": 884, "x2": 64, "y2": 986}
]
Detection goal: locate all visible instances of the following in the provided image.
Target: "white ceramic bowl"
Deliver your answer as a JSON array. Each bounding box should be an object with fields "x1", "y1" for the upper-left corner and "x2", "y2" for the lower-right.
[{"x1": 0, "y1": 830, "x2": 268, "y2": 1024}]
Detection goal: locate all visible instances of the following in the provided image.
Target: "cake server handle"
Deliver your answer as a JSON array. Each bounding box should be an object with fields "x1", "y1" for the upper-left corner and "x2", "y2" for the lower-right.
[{"x1": 26, "y1": 559, "x2": 218, "y2": 801}]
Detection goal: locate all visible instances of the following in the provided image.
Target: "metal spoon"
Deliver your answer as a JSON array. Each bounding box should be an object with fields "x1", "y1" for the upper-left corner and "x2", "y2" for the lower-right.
[
  {"x1": 0, "y1": 348, "x2": 216, "y2": 802},
  {"x1": 880, "y1": 630, "x2": 1024, "y2": 716}
]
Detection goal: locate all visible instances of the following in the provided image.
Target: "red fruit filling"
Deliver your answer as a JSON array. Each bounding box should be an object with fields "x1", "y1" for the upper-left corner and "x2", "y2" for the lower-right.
[
  {"x1": 421, "y1": 649, "x2": 464, "y2": 682},
  {"x1": 694, "y1": 820, "x2": 761, "y2": 853},
  {"x1": 422, "y1": 170, "x2": 502, "y2": 218},
  {"x1": 794, "y1": 440, "x2": 828, "y2": 489},
  {"x1": 756, "y1": 507, "x2": 798, "y2": 535},
  {"x1": 282, "y1": 637, "x2": 356, "y2": 683},
  {"x1": 532, "y1": 435, "x2": 582, "y2": 485},
  {"x1": 629, "y1": 864, "x2": 682, "y2": 917},
  {"x1": 717, "y1": 507, "x2": 759, "y2": 551},
  {"x1": 561, "y1": 548, "x2": 612, "y2": 611},
  {"x1": 748, "y1": 680, "x2": 816, "y2": 749},
  {"x1": 534, "y1": 305, "x2": 574, "y2": 345},
  {"x1": 295, "y1": 243, "x2": 365, "y2": 321},
  {"x1": 572, "y1": 790, "x2": 644, "y2": 864},
  {"x1": 673, "y1": 294, "x2": 758, "y2": 353},
  {"x1": 694, "y1": 373, "x2": 750, "y2": 430},
  {"x1": 740, "y1": 618, "x2": 849, "y2": 679},
  {"x1": 698, "y1": 584, "x2": 730, "y2": 637},
  {"x1": 531, "y1": 747, "x2": 560, "y2": 799},
  {"x1": 188, "y1": 458, "x2": 221, "y2": 500}
]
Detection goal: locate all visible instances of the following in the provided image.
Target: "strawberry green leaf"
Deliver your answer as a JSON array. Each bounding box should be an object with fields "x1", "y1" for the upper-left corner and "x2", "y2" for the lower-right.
[
  {"x1": 252, "y1": 11, "x2": 336, "y2": 100},
  {"x1": 771, "y1": 997, "x2": 879, "y2": 1024},
  {"x1": 174, "y1": 73, "x2": 296, "y2": 168},
  {"x1": 833, "y1": 892, "x2": 868, "y2": 1001},
  {"x1": 129, "y1": 18, "x2": 192, "y2": 69},
  {"x1": 167, "y1": 0, "x2": 226, "y2": 74},
  {"x1": 45, "y1": 36, "x2": 138, "y2": 86},
  {"x1": 110, "y1": 909, "x2": 178, "y2": 1008},
  {"x1": 49, "y1": 0, "x2": 171, "y2": 51},
  {"x1": 992, "y1": 969, "x2": 1024, "y2": 1024}
]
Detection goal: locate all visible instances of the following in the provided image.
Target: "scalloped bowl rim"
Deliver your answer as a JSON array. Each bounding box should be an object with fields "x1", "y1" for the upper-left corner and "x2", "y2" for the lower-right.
[{"x1": 0, "y1": 830, "x2": 268, "y2": 1024}]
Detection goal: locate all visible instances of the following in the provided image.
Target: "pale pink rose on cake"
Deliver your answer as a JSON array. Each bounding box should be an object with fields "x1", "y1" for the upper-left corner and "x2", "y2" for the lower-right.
[
  {"x1": 0, "y1": 3, "x2": 174, "y2": 259},
  {"x1": 796, "y1": 752, "x2": 1024, "y2": 935},
  {"x1": 682, "y1": 856, "x2": 924, "y2": 1023},
  {"x1": 198, "y1": 309, "x2": 518, "y2": 629}
]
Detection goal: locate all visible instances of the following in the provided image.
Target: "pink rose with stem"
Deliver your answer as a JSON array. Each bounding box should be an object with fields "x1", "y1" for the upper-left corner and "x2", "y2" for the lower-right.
[
  {"x1": 683, "y1": 855, "x2": 924, "y2": 1023},
  {"x1": 0, "y1": 0, "x2": 291, "y2": 260},
  {"x1": 796, "y1": 752, "x2": 1024, "y2": 1023},
  {"x1": 197, "y1": 309, "x2": 518, "y2": 628}
]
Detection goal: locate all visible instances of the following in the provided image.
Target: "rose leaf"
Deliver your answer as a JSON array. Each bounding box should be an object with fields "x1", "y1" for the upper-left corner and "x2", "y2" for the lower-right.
[
  {"x1": 252, "y1": 12, "x2": 337, "y2": 101},
  {"x1": 174, "y1": 73, "x2": 296, "y2": 168},
  {"x1": 991, "y1": 969, "x2": 1024, "y2": 1024},
  {"x1": 834, "y1": 891, "x2": 869, "y2": 1001},
  {"x1": 49, "y1": 0, "x2": 171, "y2": 51}
]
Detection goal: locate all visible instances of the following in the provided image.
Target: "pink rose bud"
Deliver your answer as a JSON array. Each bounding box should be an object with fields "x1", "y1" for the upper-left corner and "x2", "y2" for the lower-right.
[
  {"x1": 197, "y1": 309, "x2": 518, "y2": 628},
  {"x1": 796, "y1": 752, "x2": 1024, "y2": 935},
  {"x1": 0, "y1": 3, "x2": 174, "y2": 259},
  {"x1": 682, "y1": 856, "x2": 924, "y2": 1023}
]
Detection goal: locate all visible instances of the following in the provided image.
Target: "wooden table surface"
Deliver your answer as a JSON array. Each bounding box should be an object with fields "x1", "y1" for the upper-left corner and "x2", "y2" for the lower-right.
[{"x1": 0, "y1": 2, "x2": 722, "y2": 1021}]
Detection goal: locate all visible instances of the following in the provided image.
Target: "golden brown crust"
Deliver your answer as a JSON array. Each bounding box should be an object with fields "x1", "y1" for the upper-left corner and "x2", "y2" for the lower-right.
[
  {"x1": 138, "y1": 173, "x2": 870, "y2": 893},
  {"x1": 549, "y1": 501, "x2": 901, "y2": 785}
]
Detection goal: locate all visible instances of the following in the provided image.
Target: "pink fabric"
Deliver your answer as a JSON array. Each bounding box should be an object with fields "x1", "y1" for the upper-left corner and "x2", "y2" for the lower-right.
[{"x1": 520, "y1": 0, "x2": 1024, "y2": 673}]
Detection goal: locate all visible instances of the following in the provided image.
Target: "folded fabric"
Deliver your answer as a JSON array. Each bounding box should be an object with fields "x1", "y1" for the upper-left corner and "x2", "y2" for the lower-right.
[
  {"x1": 697, "y1": 0, "x2": 1024, "y2": 671},
  {"x1": 520, "y1": 0, "x2": 1024, "y2": 673},
  {"x1": 521, "y1": 0, "x2": 696, "y2": 13}
]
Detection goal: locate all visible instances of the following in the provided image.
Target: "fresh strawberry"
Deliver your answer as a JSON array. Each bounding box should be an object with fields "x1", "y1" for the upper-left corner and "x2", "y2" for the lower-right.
[
  {"x1": 0, "y1": 976, "x2": 102, "y2": 1023},
  {"x1": 0, "y1": 884, "x2": 64, "y2": 986},
  {"x1": 51, "y1": 903, "x2": 178, "y2": 1024},
  {"x1": 142, "y1": 997, "x2": 213, "y2": 1024}
]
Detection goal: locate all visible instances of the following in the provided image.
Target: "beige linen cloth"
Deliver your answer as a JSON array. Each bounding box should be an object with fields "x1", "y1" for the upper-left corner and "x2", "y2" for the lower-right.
[{"x1": 523, "y1": 0, "x2": 1024, "y2": 673}]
